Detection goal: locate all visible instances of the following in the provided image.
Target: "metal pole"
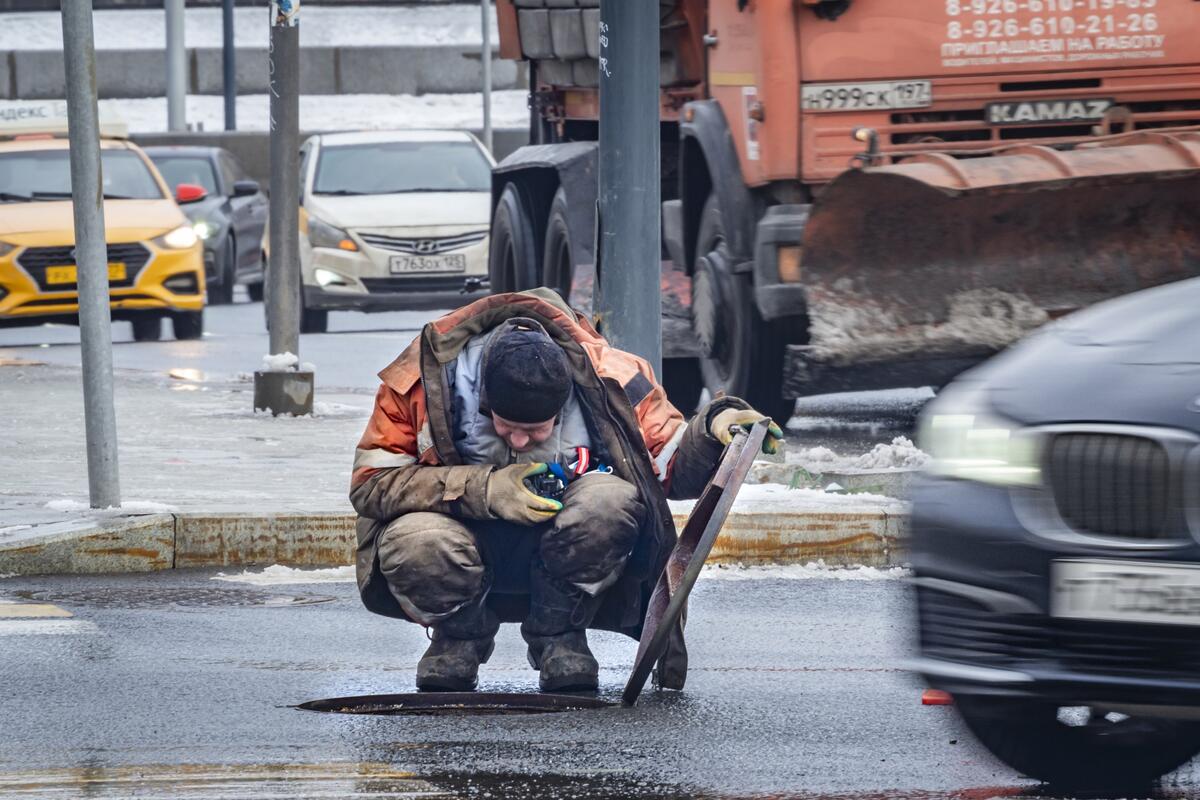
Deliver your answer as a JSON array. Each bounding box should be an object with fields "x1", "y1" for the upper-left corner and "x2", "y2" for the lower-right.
[
  {"x1": 165, "y1": 0, "x2": 187, "y2": 132},
  {"x1": 222, "y1": 0, "x2": 236, "y2": 131},
  {"x1": 480, "y1": 0, "x2": 493, "y2": 153},
  {"x1": 61, "y1": 0, "x2": 121, "y2": 509},
  {"x1": 595, "y1": 0, "x2": 661, "y2": 374}
]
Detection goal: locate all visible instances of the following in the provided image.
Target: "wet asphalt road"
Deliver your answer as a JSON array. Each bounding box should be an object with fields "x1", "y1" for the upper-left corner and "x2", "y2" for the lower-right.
[
  {"x1": 3, "y1": 570, "x2": 1198, "y2": 798},
  {"x1": 0, "y1": 299, "x2": 927, "y2": 454}
]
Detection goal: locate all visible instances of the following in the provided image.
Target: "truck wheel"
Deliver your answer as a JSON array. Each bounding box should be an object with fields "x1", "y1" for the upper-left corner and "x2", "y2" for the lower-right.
[
  {"x1": 692, "y1": 193, "x2": 793, "y2": 420},
  {"x1": 209, "y1": 237, "x2": 236, "y2": 306},
  {"x1": 956, "y1": 695, "x2": 1200, "y2": 790},
  {"x1": 541, "y1": 188, "x2": 573, "y2": 299},
  {"x1": 489, "y1": 183, "x2": 539, "y2": 293},
  {"x1": 171, "y1": 310, "x2": 204, "y2": 341},
  {"x1": 130, "y1": 314, "x2": 162, "y2": 342}
]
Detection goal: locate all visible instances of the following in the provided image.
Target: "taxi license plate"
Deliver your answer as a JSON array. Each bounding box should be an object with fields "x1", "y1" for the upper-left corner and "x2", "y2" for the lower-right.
[
  {"x1": 390, "y1": 254, "x2": 466, "y2": 274},
  {"x1": 1051, "y1": 559, "x2": 1200, "y2": 627},
  {"x1": 45, "y1": 263, "x2": 127, "y2": 285}
]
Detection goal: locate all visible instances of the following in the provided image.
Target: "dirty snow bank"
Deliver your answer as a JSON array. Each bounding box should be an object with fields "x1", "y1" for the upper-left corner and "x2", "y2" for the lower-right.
[
  {"x1": 669, "y1": 483, "x2": 907, "y2": 516},
  {"x1": 44, "y1": 499, "x2": 178, "y2": 514},
  {"x1": 702, "y1": 561, "x2": 908, "y2": 581},
  {"x1": 66, "y1": 92, "x2": 530, "y2": 134},
  {"x1": 213, "y1": 565, "x2": 356, "y2": 585}
]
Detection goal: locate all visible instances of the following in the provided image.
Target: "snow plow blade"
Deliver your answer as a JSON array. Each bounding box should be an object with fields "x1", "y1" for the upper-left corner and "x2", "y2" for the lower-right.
[{"x1": 793, "y1": 131, "x2": 1200, "y2": 390}]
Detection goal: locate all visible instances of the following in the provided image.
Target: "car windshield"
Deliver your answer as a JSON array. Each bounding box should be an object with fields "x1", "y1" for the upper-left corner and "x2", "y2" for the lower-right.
[
  {"x1": 0, "y1": 148, "x2": 164, "y2": 202},
  {"x1": 313, "y1": 141, "x2": 490, "y2": 195},
  {"x1": 149, "y1": 155, "x2": 219, "y2": 195}
]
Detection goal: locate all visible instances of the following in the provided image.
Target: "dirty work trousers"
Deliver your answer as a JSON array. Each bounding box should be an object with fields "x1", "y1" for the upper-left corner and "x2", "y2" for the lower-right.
[{"x1": 375, "y1": 472, "x2": 644, "y2": 640}]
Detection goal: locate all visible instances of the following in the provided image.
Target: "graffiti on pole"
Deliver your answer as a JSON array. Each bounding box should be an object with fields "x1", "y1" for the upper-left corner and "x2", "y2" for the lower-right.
[{"x1": 271, "y1": 0, "x2": 299, "y2": 27}]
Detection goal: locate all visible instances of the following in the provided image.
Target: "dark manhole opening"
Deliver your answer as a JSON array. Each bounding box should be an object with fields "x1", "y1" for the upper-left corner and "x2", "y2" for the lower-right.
[
  {"x1": 13, "y1": 588, "x2": 337, "y2": 609},
  {"x1": 298, "y1": 692, "x2": 614, "y2": 716}
]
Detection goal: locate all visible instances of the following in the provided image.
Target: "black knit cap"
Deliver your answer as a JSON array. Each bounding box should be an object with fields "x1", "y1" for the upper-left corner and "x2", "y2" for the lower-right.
[{"x1": 483, "y1": 327, "x2": 572, "y2": 423}]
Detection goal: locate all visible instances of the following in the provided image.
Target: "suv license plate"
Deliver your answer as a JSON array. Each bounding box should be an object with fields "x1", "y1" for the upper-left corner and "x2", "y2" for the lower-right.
[
  {"x1": 389, "y1": 254, "x2": 466, "y2": 274},
  {"x1": 1051, "y1": 559, "x2": 1200, "y2": 627}
]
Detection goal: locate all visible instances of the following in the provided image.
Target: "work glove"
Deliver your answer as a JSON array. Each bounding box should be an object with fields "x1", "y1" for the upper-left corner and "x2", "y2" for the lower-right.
[
  {"x1": 710, "y1": 408, "x2": 785, "y2": 455},
  {"x1": 486, "y1": 462, "x2": 563, "y2": 526}
]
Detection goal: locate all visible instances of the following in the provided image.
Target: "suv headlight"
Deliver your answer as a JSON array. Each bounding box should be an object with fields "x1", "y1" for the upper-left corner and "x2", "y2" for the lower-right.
[
  {"x1": 307, "y1": 216, "x2": 358, "y2": 251},
  {"x1": 0, "y1": 240, "x2": 15, "y2": 259},
  {"x1": 154, "y1": 225, "x2": 199, "y2": 250},
  {"x1": 918, "y1": 380, "x2": 1042, "y2": 487}
]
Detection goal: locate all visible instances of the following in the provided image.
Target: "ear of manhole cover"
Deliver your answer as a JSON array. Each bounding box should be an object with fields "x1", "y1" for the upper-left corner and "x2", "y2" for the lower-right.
[
  {"x1": 297, "y1": 692, "x2": 614, "y2": 716},
  {"x1": 12, "y1": 588, "x2": 337, "y2": 609}
]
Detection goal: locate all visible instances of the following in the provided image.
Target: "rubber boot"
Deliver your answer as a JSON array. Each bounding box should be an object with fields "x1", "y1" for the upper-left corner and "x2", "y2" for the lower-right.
[
  {"x1": 522, "y1": 562, "x2": 603, "y2": 692},
  {"x1": 416, "y1": 594, "x2": 499, "y2": 693}
]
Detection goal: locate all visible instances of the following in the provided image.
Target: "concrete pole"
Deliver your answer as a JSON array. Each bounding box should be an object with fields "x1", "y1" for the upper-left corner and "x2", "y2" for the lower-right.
[
  {"x1": 222, "y1": 0, "x2": 236, "y2": 131},
  {"x1": 255, "y1": 0, "x2": 312, "y2": 416},
  {"x1": 481, "y1": 0, "x2": 493, "y2": 154},
  {"x1": 165, "y1": 0, "x2": 187, "y2": 132},
  {"x1": 595, "y1": 0, "x2": 662, "y2": 375},
  {"x1": 61, "y1": 0, "x2": 121, "y2": 509}
]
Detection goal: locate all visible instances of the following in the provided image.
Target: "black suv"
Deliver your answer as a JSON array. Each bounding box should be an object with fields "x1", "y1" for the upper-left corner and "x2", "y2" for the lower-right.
[{"x1": 910, "y1": 276, "x2": 1200, "y2": 789}]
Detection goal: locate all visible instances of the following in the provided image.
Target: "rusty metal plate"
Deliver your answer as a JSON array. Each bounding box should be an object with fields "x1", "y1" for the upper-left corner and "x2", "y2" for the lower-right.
[
  {"x1": 12, "y1": 588, "x2": 336, "y2": 609},
  {"x1": 297, "y1": 692, "x2": 613, "y2": 716},
  {"x1": 622, "y1": 422, "x2": 768, "y2": 706}
]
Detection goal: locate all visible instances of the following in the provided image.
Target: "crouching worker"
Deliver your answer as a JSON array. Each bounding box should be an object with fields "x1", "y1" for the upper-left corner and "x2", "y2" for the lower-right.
[{"x1": 350, "y1": 289, "x2": 783, "y2": 692}]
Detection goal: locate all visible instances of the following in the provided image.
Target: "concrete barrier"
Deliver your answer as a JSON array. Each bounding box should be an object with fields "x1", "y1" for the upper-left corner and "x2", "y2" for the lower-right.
[
  {"x1": 131, "y1": 128, "x2": 531, "y2": 187},
  {"x1": 4, "y1": 45, "x2": 525, "y2": 100},
  {"x1": 0, "y1": 507, "x2": 909, "y2": 576}
]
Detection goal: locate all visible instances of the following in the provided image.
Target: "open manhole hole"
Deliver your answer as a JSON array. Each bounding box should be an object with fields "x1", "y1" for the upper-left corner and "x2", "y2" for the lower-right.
[
  {"x1": 13, "y1": 587, "x2": 336, "y2": 609},
  {"x1": 298, "y1": 692, "x2": 614, "y2": 716}
]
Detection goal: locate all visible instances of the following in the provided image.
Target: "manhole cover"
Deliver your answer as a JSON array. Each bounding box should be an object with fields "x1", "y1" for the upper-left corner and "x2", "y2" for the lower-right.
[
  {"x1": 298, "y1": 692, "x2": 614, "y2": 716},
  {"x1": 13, "y1": 588, "x2": 336, "y2": 609}
]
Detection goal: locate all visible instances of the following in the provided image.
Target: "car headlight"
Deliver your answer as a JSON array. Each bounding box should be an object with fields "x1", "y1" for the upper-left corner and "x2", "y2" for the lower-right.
[
  {"x1": 314, "y1": 268, "x2": 351, "y2": 287},
  {"x1": 307, "y1": 216, "x2": 358, "y2": 252},
  {"x1": 192, "y1": 220, "x2": 218, "y2": 241},
  {"x1": 155, "y1": 225, "x2": 199, "y2": 250},
  {"x1": 0, "y1": 240, "x2": 15, "y2": 258},
  {"x1": 918, "y1": 380, "x2": 1042, "y2": 487}
]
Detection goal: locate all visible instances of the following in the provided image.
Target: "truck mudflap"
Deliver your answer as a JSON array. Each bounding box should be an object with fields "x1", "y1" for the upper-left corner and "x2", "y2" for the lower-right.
[{"x1": 797, "y1": 130, "x2": 1200, "y2": 374}]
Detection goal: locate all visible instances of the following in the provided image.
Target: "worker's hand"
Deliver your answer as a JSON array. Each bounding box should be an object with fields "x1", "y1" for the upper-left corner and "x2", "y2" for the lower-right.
[
  {"x1": 486, "y1": 462, "x2": 563, "y2": 525},
  {"x1": 710, "y1": 408, "x2": 785, "y2": 455}
]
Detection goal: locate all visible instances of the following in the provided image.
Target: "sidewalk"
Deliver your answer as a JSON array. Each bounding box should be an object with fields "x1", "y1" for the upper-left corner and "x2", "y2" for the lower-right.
[{"x1": 0, "y1": 361, "x2": 911, "y2": 576}]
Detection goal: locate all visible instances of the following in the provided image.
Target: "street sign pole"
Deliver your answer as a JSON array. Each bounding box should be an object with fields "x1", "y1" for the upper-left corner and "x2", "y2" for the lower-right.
[
  {"x1": 165, "y1": 0, "x2": 186, "y2": 132},
  {"x1": 595, "y1": 0, "x2": 662, "y2": 375},
  {"x1": 480, "y1": 0, "x2": 493, "y2": 154},
  {"x1": 61, "y1": 0, "x2": 121, "y2": 509},
  {"x1": 255, "y1": 0, "x2": 313, "y2": 416},
  {"x1": 222, "y1": 0, "x2": 236, "y2": 131}
]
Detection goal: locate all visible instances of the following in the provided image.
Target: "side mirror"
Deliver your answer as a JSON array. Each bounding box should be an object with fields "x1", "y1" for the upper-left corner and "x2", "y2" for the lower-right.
[
  {"x1": 175, "y1": 183, "x2": 207, "y2": 204},
  {"x1": 232, "y1": 180, "x2": 260, "y2": 198}
]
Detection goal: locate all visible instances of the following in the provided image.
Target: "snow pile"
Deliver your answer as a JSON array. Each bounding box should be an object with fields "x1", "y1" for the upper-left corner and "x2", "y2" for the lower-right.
[
  {"x1": 44, "y1": 499, "x2": 178, "y2": 514},
  {"x1": 702, "y1": 561, "x2": 908, "y2": 581},
  {"x1": 669, "y1": 483, "x2": 906, "y2": 516},
  {"x1": 60, "y1": 92, "x2": 531, "y2": 135},
  {"x1": 785, "y1": 444, "x2": 842, "y2": 469},
  {"x1": 851, "y1": 436, "x2": 930, "y2": 470},
  {"x1": 260, "y1": 353, "x2": 315, "y2": 373},
  {"x1": 213, "y1": 565, "x2": 356, "y2": 585}
]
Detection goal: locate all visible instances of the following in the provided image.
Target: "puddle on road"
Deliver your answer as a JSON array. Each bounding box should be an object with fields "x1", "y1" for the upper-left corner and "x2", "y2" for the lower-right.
[{"x1": 0, "y1": 762, "x2": 1190, "y2": 799}]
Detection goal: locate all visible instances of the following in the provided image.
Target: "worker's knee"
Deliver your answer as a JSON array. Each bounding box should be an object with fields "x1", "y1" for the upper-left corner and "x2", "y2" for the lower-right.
[
  {"x1": 541, "y1": 473, "x2": 642, "y2": 583},
  {"x1": 377, "y1": 512, "x2": 484, "y2": 622}
]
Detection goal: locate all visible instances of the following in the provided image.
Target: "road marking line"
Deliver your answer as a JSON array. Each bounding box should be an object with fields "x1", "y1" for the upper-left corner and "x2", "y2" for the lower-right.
[
  {"x1": 0, "y1": 619, "x2": 97, "y2": 636},
  {"x1": 0, "y1": 603, "x2": 73, "y2": 618}
]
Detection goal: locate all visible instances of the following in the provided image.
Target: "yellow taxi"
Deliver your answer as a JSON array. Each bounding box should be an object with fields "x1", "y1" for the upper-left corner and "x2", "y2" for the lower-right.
[{"x1": 0, "y1": 131, "x2": 206, "y2": 341}]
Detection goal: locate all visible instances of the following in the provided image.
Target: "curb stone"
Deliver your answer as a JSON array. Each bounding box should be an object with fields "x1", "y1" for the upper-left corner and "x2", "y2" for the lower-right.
[{"x1": 0, "y1": 509, "x2": 908, "y2": 577}]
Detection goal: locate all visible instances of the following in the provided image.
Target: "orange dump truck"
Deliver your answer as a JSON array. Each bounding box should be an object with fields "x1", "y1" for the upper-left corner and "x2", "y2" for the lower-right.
[{"x1": 488, "y1": 0, "x2": 1200, "y2": 415}]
